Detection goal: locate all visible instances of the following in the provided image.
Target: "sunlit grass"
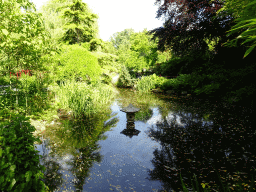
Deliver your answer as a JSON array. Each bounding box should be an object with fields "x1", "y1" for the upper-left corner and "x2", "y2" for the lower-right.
[{"x1": 53, "y1": 80, "x2": 115, "y2": 119}]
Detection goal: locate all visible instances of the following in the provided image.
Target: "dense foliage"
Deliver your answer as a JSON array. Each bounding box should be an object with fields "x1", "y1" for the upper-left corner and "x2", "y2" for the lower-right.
[
  {"x1": 0, "y1": 0, "x2": 55, "y2": 75},
  {"x1": 109, "y1": 28, "x2": 170, "y2": 73},
  {"x1": 39, "y1": 0, "x2": 73, "y2": 43},
  {"x1": 146, "y1": 0, "x2": 256, "y2": 108},
  {"x1": 54, "y1": 44, "x2": 102, "y2": 84},
  {"x1": 219, "y1": 0, "x2": 256, "y2": 57},
  {"x1": 150, "y1": 0, "x2": 233, "y2": 57},
  {"x1": 57, "y1": 0, "x2": 98, "y2": 45},
  {"x1": 0, "y1": 113, "x2": 48, "y2": 191},
  {"x1": 54, "y1": 80, "x2": 115, "y2": 118},
  {"x1": 0, "y1": 0, "x2": 255, "y2": 191}
]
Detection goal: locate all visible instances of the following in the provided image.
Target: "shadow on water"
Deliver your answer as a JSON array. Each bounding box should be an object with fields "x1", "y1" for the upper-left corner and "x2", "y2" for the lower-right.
[
  {"x1": 146, "y1": 95, "x2": 255, "y2": 191},
  {"x1": 35, "y1": 88, "x2": 255, "y2": 191}
]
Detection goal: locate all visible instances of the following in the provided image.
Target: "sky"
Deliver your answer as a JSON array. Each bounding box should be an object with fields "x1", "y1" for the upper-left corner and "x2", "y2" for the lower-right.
[{"x1": 30, "y1": 0, "x2": 164, "y2": 41}]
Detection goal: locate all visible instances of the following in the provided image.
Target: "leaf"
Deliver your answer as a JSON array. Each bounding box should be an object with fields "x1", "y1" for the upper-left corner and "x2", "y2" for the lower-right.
[
  {"x1": 243, "y1": 44, "x2": 256, "y2": 58},
  {"x1": 8, "y1": 178, "x2": 16, "y2": 190},
  {"x1": 0, "y1": 148, "x2": 2, "y2": 157},
  {"x1": 25, "y1": 171, "x2": 32, "y2": 182},
  {"x1": 1, "y1": 29, "x2": 9, "y2": 36},
  {"x1": 241, "y1": 36, "x2": 256, "y2": 45},
  {"x1": 9, "y1": 165, "x2": 16, "y2": 173},
  {"x1": 0, "y1": 175, "x2": 4, "y2": 184}
]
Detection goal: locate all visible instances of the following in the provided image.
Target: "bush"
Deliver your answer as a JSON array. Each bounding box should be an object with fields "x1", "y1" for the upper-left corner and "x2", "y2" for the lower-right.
[
  {"x1": 55, "y1": 44, "x2": 101, "y2": 85},
  {"x1": 91, "y1": 52, "x2": 119, "y2": 85},
  {"x1": 116, "y1": 64, "x2": 136, "y2": 88},
  {"x1": 0, "y1": 113, "x2": 48, "y2": 192},
  {"x1": 92, "y1": 52, "x2": 118, "y2": 67},
  {"x1": 136, "y1": 74, "x2": 168, "y2": 92},
  {"x1": 81, "y1": 42, "x2": 90, "y2": 51},
  {"x1": 136, "y1": 75, "x2": 156, "y2": 92},
  {"x1": 156, "y1": 57, "x2": 184, "y2": 76},
  {"x1": 160, "y1": 79, "x2": 175, "y2": 91},
  {"x1": 89, "y1": 38, "x2": 104, "y2": 52}
]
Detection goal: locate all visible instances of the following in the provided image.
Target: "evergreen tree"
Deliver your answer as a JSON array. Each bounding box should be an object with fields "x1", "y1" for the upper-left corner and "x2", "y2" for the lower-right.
[{"x1": 58, "y1": 0, "x2": 99, "y2": 45}]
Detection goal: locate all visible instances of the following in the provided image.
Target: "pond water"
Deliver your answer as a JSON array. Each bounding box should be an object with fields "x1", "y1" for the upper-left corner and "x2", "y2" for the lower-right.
[{"x1": 34, "y1": 88, "x2": 255, "y2": 192}]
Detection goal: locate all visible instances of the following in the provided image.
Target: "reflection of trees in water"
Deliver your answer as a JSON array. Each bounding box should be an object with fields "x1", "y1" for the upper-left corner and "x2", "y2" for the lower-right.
[
  {"x1": 65, "y1": 115, "x2": 119, "y2": 191},
  {"x1": 39, "y1": 138, "x2": 63, "y2": 192},
  {"x1": 67, "y1": 145, "x2": 103, "y2": 191},
  {"x1": 146, "y1": 106, "x2": 255, "y2": 191},
  {"x1": 40, "y1": 110, "x2": 119, "y2": 191},
  {"x1": 135, "y1": 107, "x2": 153, "y2": 122}
]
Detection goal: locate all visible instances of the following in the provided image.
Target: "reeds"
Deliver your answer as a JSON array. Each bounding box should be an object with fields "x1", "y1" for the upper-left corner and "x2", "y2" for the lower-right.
[{"x1": 54, "y1": 80, "x2": 115, "y2": 119}]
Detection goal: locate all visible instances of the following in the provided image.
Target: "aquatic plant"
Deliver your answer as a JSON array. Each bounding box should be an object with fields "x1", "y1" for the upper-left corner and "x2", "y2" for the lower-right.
[{"x1": 54, "y1": 80, "x2": 115, "y2": 118}]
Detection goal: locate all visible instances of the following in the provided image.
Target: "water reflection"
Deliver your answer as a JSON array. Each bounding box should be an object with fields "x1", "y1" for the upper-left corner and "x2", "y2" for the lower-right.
[
  {"x1": 34, "y1": 88, "x2": 254, "y2": 191},
  {"x1": 146, "y1": 100, "x2": 255, "y2": 191},
  {"x1": 35, "y1": 107, "x2": 119, "y2": 191}
]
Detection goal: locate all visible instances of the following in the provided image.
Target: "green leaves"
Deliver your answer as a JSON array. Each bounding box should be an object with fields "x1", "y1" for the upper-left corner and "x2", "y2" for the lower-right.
[
  {"x1": 0, "y1": 0, "x2": 54, "y2": 73},
  {"x1": 58, "y1": 0, "x2": 99, "y2": 44},
  {"x1": 55, "y1": 44, "x2": 101, "y2": 84},
  {"x1": 0, "y1": 113, "x2": 47, "y2": 191},
  {"x1": 25, "y1": 171, "x2": 32, "y2": 182},
  {"x1": 223, "y1": 0, "x2": 256, "y2": 57},
  {"x1": 112, "y1": 29, "x2": 159, "y2": 72},
  {"x1": 0, "y1": 147, "x2": 2, "y2": 158},
  {"x1": 1, "y1": 29, "x2": 9, "y2": 36}
]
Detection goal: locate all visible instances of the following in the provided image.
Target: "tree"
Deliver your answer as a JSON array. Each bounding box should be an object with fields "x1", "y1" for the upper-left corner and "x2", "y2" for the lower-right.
[
  {"x1": 39, "y1": 0, "x2": 73, "y2": 42},
  {"x1": 0, "y1": 0, "x2": 54, "y2": 74},
  {"x1": 149, "y1": 0, "x2": 234, "y2": 57},
  {"x1": 109, "y1": 28, "x2": 135, "y2": 51},
  {"x1": 130, "y1": 29, "x2": 160, "y2": 67},
  {"x1": 109, "y1": 29, "x2": 168, "y2": 72},
  {"x1": 57, "y1": 0, "x2": 99, "y2": 45}
]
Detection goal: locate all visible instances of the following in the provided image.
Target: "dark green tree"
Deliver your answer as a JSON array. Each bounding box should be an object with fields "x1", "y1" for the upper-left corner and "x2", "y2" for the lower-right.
[{"x1": 58, "y1": 0, "x2": 99, "y2": 45}]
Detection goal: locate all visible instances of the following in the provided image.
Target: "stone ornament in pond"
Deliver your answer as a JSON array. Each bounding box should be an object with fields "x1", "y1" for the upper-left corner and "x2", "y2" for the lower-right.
[
  {"x1": 120, "y1": 103, "x2": 140, "y2": 113},
  {"x1": 120, "y1": 103, "x2": 140, "y2": 130}
]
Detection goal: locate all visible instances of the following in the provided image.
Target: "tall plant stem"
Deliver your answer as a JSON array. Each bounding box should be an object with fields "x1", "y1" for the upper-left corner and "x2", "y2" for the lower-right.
[{"x1": 16, "y1": 76, "x2": 18, "y2": 107}]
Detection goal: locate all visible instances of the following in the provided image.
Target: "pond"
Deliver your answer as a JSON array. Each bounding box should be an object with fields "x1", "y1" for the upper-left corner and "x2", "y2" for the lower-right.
[{"x1": 34, "y1": 88, "x2": 255, "y2": 192}]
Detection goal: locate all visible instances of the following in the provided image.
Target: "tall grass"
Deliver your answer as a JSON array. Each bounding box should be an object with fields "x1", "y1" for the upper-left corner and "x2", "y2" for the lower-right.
[{"x1": 54, "y1": 80, "x2": 115, "y2": 118}]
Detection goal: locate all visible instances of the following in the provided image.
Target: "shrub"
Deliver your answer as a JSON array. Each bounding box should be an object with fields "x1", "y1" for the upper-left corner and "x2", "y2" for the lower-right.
[
  {"x1": 136, "y1": 75, "x2": 156, "y2": 92},
  {"x1": 81, "y1": 42, "x2": 90, "y2": 51},
  {"x1": 160, "y1": 79, "x2": 175, "y2": 91},
  {"x1": 92, "y1": 52, "x2": 118, "y2": 67},
  {"x1": 157, "y1": 57, "x2": 184, "y2": 76},
  {"x1": 92, "y1": 52, "x2": 119, "y2": 84},
  {"x1": 136, "y1": 74, "x2": 168, "y2": 92},
  {"x1": 55, "y1": 44, "x2": 101, "y2": 85},
  {"x1": 0, "y1": 113, "x2": 48, "y2": 192},
  {"x1": 89, "y1": 38, "x2": 104, "y2": 52},
  {"x1": 17, "y1": 75, "x2": 45, "y2": 95},
  {"x1": 116, "y1": 64, "x2": 136, "y2": 88}
]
